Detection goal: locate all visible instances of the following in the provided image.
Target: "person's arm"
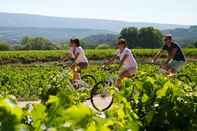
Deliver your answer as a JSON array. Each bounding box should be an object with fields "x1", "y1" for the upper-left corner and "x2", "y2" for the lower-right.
[
  {"x1": 119, "y1": 54, "x2": 128, "y2": 67},
  {"x1": 152, "y1": 49, "x2": 164, "y2": 63},
  {"x1": 165, "y1": 48, "x2": 177, "y2": 64},
  {"x1": 74, "y1": 52, "x2": 79, "y2": 61},
  {"x1": 105, "y1": 55, "x2": 118, "y2": 64},
  {"x1": 60, "y1": 51, "x2": 70, "y2": 62}
]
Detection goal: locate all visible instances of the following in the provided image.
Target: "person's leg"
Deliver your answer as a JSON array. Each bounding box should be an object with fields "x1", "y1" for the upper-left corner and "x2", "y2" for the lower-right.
[
  {"x1": 116, "y1": 73, "x2": 125, "y2": 89},
  {"x1": 73, "y1": 62, "x2": 88, "y2": 81},
  {"x1": 161, "y1": 64, "x2": 171, "y2": 71},
  {"x1": 73, "y1": 72, "x2": 81, "y2": 80},
  {"x1": 116, "y1": 67, "x2": 136, "y2": 89},
  {"x1": 168, "y1": 67, "x2": 176, "y2": 74},
  {"x1": 72, "y1": 64, "x2": 81, "y2": 81},
  {"x1": 168, "y1": 60, "x2": 185, "y2": 75},
  {"x1": 160, "y1": 63, "x2": 176, "y2": 75}
]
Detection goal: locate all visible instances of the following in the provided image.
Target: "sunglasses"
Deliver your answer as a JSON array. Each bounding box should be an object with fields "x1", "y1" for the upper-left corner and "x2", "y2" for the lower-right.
[{"x1": 164, "y1": 38, "x2": 169, "y2": 41}]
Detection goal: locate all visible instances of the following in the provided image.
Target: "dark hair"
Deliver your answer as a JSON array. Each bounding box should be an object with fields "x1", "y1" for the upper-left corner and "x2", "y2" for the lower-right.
[
  {"x1": 118, "y1": 38, "x2": 127, "y2": 46},
  {"x1": 73, "y1": 38, "x2": 80, "y2": 47}
]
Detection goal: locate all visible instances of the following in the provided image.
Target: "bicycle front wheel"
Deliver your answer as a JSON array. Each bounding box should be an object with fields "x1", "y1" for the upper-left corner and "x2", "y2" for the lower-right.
[
  {"x1": 81, "y1": 74, "x2": 97, "y2": 87},
  {"x1": 90, "y1": 81, "x2": 113, "y2": 112}
]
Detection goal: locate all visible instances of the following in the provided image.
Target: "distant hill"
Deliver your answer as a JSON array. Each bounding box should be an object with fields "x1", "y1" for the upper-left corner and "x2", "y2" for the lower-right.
[
  {"x1": 1, "y1": 12, "x2": 196, "y2": 44},
  {"x1": 0, "y1": 12, "x2": 190, "y2": 32},
  {"x1": 163, "y1": 26, "x2": 197, "y2": 43},
  {"x1": 0, "y1": 26, "x2": 113, "y2": 42}
]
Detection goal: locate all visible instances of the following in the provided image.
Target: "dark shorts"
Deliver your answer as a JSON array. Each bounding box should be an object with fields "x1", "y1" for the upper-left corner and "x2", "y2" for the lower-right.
[{"x1": 169, "y1": 60, "x2": 185, "y2": 71}]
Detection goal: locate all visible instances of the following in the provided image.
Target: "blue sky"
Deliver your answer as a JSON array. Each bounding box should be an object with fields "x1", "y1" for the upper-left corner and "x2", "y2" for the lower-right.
[{"x1": 0, "y1": 0, "x2": 196, "y2": 25}]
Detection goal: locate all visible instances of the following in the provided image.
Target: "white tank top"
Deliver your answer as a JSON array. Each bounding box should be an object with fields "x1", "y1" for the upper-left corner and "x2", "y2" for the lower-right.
[
  {"x1": 74, "y1": 46, "x2": 88, "y2": 64},
  {"x1": 116, "y1": 48, "x2": 137, "y2": 68}
]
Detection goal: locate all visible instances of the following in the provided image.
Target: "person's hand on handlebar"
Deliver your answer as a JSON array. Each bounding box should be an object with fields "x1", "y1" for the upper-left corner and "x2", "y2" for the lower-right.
[
  {"x1": 152, "y1": 58, "x2": 157, "y2": 64},
  {"x1": 104, "y1": 59, "x2": 113, "y2": 65}
]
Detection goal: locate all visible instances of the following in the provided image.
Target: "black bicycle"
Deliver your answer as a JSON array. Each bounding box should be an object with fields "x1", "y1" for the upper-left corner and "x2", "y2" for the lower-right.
[{"x1": 147, "y1": 61, "x2": 193, "y2": 85}]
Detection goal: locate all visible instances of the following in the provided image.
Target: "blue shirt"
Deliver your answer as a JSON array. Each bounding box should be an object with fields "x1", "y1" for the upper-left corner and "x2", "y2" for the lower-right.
[{"x1": 162, "y1": 42, "x2": 185, "y2": 61}]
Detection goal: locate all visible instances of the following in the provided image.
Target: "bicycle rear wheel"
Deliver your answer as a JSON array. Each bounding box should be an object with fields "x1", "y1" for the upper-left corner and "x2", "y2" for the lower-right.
[
  {"x1": 176, "y1": 74, "x2": 194, "y2": 92},
  {"x1": 90, "y1": 81, "x2": 113, "y2": 112},
  {"x1": 177, "y1": 74, "x2": 192, "y2": 83}
]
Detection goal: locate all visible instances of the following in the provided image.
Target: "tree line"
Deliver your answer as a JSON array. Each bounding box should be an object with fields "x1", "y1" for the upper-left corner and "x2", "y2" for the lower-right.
[
  {"x1": 0, "y1": 27, "x2": 197, "y2": 51},
  {"x1": 0, "y1": 36, "x2": 63, "y2": 51},
  {"x1": 120, "y1": 27, "x2": 163, "y2": 48}
]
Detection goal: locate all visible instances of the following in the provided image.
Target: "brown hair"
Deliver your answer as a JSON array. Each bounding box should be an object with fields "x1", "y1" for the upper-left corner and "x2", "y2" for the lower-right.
[
  {"x1": 118, "y1": 38, "x2": 127, "y2": 47},
  {"x1": 72, "y1": 38, "x2": 80, "y2": 47}
]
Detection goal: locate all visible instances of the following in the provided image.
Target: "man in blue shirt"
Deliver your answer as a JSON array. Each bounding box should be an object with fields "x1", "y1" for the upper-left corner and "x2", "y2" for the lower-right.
[{"x1": 153, "y1": 34, "x2": 186, "y2": 75}]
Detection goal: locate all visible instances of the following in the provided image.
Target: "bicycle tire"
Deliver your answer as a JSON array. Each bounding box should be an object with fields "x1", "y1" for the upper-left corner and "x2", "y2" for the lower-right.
[
  {"x1": 177, "y1": 74, "x2": 192, "y2": 83},
  {"x1": 81, "y1": 74, "x2": 97, "y2": 86},
  {"x1": 90, "y1": 81, "x2": 113, "y2": 112}
]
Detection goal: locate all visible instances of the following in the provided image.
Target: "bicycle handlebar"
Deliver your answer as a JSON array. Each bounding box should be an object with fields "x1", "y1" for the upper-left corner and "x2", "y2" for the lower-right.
[{"x1": 101, "y1": 65, "x2": 119, "y2": 73}]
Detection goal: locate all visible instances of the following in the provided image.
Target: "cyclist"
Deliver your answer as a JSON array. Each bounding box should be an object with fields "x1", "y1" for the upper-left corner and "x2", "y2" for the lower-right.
[
  {"x1": 106, "y1": 38, "x2": 138, "y2": 89},
  {"x1": 152, "y1": 34, "x2": 186, "y2": 76},
  {"x1": 71, "y1": 38, "x2": 88, "y2": 82}
]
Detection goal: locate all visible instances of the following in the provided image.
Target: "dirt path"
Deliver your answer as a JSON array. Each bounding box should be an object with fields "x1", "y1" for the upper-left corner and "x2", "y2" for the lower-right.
[
  {"x1": 17, "y1": 100, "x2": 41, "y2": 108},
  {"x1": 17, "y1": 100, "x2": 96, "y2": 110},
  {"x1": 18, "y1": 97, "x2": 112, "y2": 112}
]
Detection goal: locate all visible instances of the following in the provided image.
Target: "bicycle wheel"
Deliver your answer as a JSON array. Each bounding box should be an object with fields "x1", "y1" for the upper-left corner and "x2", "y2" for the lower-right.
[
  {"x1": 176, "y1": 74, "x2": 195, "y2": 92},
  {"x1": 81, "y1": 74, "x2": 97, "y2": 87},
  {"x1": 90, "y1": 81, "x2": 113, "y2": 112}
]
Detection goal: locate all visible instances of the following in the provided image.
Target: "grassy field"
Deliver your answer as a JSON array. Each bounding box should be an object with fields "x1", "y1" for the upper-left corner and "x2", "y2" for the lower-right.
[{"x1": 0, "y1": 48, "x2": 196, "y2": 64}]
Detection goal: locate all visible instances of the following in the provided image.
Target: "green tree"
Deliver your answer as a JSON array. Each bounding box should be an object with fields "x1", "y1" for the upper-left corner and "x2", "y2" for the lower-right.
[
  {"x1": 120, "y1": 27, "x2": 163, "y2": 48},
  {"x1": 138, "y1": 27, "x2": 163, "y2": 48},
  {"x1": 20, "y1": 36, "x2": 57, "y2": 50},
  {"x1": 20, "y1": 36, "x2": 33, "y2": 45},
  {"x1": 0, "y1": 41, "x2": 10, "y2": 51},
  {"x1": 80, "y1": 39, "x2": 96, "y2": 49},
  {"x1": 120, "y1": 27, "x2": 139, "y2": 48},
  {"x1": 194, "y1": 41, "x2": 197, "y2": 47}
]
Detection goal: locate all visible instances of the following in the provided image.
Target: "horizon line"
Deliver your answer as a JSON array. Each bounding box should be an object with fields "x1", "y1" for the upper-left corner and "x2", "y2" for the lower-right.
[{"x1": 0, "y1": 11, "x2": 194, "y2": 26}]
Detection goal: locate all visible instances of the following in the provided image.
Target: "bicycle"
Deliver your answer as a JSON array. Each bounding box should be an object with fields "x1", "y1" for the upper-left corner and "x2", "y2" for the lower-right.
[
  {"x1": 91, "y1": 61, "x2": 195, "y2": 113},
  {"x1": 58, "y1": 60, "x2": 97, "y2": 88},
  {"x1": 90, "y1": 64, "x2": 135, "y2": 112},
  {"x1": 40, "y1": 60, "x2": 97, "y2": 102},
  {"x1": 145, "y1": 60, "x2": 193, "y2": 83}
]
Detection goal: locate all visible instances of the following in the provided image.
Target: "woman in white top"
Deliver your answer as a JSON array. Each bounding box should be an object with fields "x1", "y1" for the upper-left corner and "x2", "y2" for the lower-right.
[
  {"x1": 72, "y1": 39, "x2": 88, "y2": 81},
  {"x1": 106, "y1": 39, "x2": 137, "y2": 89}
]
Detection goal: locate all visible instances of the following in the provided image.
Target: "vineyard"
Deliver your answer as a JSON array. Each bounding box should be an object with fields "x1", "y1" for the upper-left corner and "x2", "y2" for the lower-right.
[
  {"x1": 0, "y1": 48, "x2": 196, "y2": 64},
  {"x1": 0, "y1": 57, "x2": 197, "y2": 130}
]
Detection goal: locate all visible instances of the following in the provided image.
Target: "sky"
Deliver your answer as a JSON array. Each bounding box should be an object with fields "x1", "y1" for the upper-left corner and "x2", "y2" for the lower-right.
[{"x1": 0, "y1": 0, "x2": 196, "y2": 25}]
